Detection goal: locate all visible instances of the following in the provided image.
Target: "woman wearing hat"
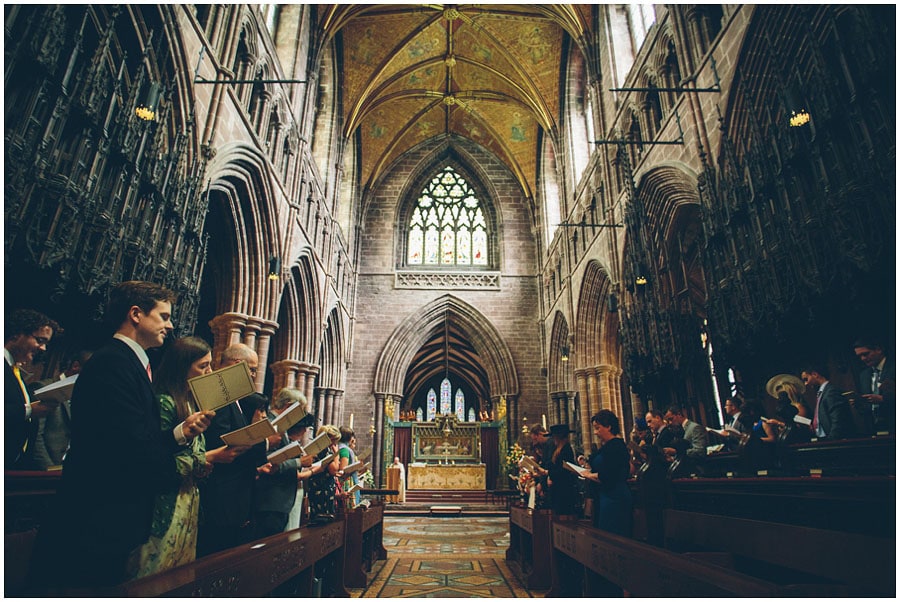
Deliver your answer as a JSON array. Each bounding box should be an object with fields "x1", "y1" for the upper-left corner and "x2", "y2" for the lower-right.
[
  {"x1": 580, "y1": 410, "x2": 632, "y2": 536},
  {"x1": 545, "y1": 423, "x2": 579, "y2": 516}
]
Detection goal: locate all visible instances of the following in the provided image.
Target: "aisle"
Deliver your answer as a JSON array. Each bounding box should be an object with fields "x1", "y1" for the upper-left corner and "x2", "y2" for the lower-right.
[{"x1": 352, "y1": 516, "x2": 539, "y2": 598}]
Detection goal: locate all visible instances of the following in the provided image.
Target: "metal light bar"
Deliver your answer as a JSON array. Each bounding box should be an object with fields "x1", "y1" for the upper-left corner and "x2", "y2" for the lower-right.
[{"x1": 555, "y1": 222, "x2": 624, "y2": 228}]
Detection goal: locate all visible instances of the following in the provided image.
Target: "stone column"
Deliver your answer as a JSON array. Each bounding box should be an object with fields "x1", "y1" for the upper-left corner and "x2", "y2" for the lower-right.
[
  {"x1": 208, "y1": 312, "x2": 248, "y2": 368},
  {"x1": 373, "y1": 393, "x2": 386, "y2": 486},
  {"x1": 575, "y1": 369, "x2": 591, "y2": 448},
  {"x1": 269, "y1": 359, "x2": 303, "y2": 391}
]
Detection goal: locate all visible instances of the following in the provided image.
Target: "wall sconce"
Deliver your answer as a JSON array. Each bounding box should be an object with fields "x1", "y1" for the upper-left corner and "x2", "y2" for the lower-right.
[
  {"x1": 135, "y1": 82, "x2": 161, "y2": 121},
  {"x1": 784, "y1": 84, "x2": 810, "y2": 128},
  {"x1": 561, "y1": 345, "x2": 570, "y2": 362},
  {"x1": 635, "y1": 275, "x2": 648, "y2": 287},
  {"x1": 268, "y1": 256, "x2": 281, "y2": 280}
]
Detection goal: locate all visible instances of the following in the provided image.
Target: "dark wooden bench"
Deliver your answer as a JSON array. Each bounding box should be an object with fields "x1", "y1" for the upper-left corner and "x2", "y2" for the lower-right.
[
  {"x1": 24, "y1": 520, "x2": 348, "y2": 597},
  {"x1": 505, "y1": 505, "x2": 552, "y2": 589},
  {"x1": 664, "y1": 509, "x2": 895, "y2": 597},
  {"x1": 342, "y1": 501, "x2": 387, "y2": 588},
  {"x1": 549, "y1": 519, "x2": 782, "y2": 597}
]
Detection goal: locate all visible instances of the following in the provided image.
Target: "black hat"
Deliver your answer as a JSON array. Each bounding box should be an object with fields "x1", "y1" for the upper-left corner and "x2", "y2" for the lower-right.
[{"x1": 548, "y1": 423, "x2": 574, "y2": 437}]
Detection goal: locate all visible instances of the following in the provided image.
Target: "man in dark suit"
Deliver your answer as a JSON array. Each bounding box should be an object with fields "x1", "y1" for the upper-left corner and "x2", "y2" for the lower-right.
[
  {"x1": 853, "y1": 339, "x2": 895, "y2": 434},
  {"x1": 5, "y1": 309, "x2": 60, "y2": 469},
  {"x1": 197, "y1": 343, "x2": 268, "y2": 557},
  {"x1": 801, "y1": 364, "x2": 856, "y2": 440},
  {"x1": 29, "y1": 281, "x2": 214, "y2": 589},
  {"x1": 23, "y1": 350, "x2": 92, "y2": 469}
]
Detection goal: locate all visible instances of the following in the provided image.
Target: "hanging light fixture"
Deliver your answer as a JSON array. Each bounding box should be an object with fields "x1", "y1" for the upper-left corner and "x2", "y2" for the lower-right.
[
  {"x1": 135, "y1": 82, "x2": 161, "y2": 121},
  {"x1": 561, "y1": 345, "x2": 570, "y2": 362},
  {"x1": 268, "y1": 256, "x2": 281, "y2": 280}
]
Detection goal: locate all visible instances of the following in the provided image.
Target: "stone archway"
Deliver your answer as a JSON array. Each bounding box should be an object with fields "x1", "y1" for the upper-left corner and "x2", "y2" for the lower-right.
[{"x1": 371, "y1": 294, "x2": 519, "y2": 484}]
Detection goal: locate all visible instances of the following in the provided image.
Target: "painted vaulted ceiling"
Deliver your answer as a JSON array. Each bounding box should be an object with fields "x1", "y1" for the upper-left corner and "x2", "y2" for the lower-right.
[{"x1": 319, "y1": 4, "x2": 595, "y2": 197}]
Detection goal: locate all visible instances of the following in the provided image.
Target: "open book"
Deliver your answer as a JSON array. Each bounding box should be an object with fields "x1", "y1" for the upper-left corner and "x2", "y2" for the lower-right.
[
  {"x1": 518, "y1": 456, "x2": 542, "y2": 473},
  {"x1": 346, "y1": 482, "x2": 362, "y2": 495},
  {"x1": 301, "y1": 432, "x2": 332, "y2": 458},
  {"x1": 267, "y1": 441, "x2": 303, "y2": 464},
  {"x1": 221, "y1": 418, "x2": 276, "y2": 447},
  {"x1": 342, "y1": 460, "x2": 369, "y2": 476},
  {"x1": 707, "y1": 425, "x2": 743, "y2": 437},
  {"x1": 310, "y1": 452, "x2": 336, "y2": 472},
  {"x1": 188, "y1": 362, "x2": 256, "y2": 412},
  {"x1": 271, "y1": 401, "x2": 308, "y2": 433},
  {"x1": 32, "y1": 374, "x2": 78, "y2": 404},
  {"x1": 564, "y1": 461, "x2": 590, "y2": 477}
]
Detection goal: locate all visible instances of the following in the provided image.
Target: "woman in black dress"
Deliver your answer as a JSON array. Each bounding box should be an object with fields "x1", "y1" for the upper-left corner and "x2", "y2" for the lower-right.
[
  {"x1": 545, "y1": 424, "x2": 579, "y2": 516},
  {"x1": 582, "y1": 410, "x2": 632, "y2": 536}
]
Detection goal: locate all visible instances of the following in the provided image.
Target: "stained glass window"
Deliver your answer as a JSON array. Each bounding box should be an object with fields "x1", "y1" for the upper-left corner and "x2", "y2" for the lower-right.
[
  {"x1": 440, "y1": 378, "x2": 452, "y2": 415},
  {"x1": 406, "y1": 166, "x2": 489, "y2": 266},
  {"x1": 455, "y1": 389, "x2": 466, "y2": 421},
  {"x1": 427, "y1": 389, "x2": 437, "y2": 421}
]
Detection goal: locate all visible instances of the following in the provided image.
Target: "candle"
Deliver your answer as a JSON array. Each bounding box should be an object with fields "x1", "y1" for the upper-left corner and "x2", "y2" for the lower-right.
[
  {"x1": 349, "y1": 413, "x2": 354, "y2": 429},
  {"x1": 542, "y1": 414, "x2": 547, "y2": 429}
]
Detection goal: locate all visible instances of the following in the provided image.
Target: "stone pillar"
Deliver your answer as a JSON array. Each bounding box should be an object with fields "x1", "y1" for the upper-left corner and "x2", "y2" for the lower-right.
[
  {"x1": 208, "y1": 312, "x2": 248, "y2": 368},
  {"x1": 373, "y1": 393, "x2": 386, "y2": 487},
  {"x1": 324, "y1": 389, "x2": 336, "y2": 426},
  {"x1": 316, "y1": 388, "x2": 327, "y2": 425},
  {"x1": 269, "y1": 359, "x2": 303, "y2": 391},
  {"x1": 249, "y1": 318, "x2": 278, "y2": 391},
  {"x1": 575, "y1": 369, "x2": 591, "y2": 448}
]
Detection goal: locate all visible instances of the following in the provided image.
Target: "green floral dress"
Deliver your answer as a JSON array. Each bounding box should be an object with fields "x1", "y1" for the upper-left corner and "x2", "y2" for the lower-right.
[{"x1": 129, "y1": 394, "x2": 211, "y2": 578}]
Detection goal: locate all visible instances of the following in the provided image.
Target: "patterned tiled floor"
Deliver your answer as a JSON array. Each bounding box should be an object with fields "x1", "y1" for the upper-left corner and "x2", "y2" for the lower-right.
[{"x1": 353, "y1": 516, "x2": 537, "y2": 598}]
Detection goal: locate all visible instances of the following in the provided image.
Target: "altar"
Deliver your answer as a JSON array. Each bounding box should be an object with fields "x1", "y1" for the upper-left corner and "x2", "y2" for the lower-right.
[{"x1": 407, "y1": 463, "x2": 486, "y2": 490}]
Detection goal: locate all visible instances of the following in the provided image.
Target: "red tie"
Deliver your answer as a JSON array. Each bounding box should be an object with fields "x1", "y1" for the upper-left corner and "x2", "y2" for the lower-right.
[{"x1": 146, "y1": 363, "x2": 153, "y2": 382}]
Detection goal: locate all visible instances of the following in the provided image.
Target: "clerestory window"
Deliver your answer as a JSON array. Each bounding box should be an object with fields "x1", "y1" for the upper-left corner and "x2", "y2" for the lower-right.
[{"x1": 406, "y1": 166, "x2": 489, "y2": 267}]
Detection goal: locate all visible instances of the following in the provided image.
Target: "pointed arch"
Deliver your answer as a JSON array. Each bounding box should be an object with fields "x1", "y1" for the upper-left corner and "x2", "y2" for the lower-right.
[
  {"x1": 319, "y1": 306, "x2": 347, "y2": 389},
  {"x1": 373, "y1": 294, "x2": 518, "y2": 400},
  {"x1": 547, "y1": 311, "x2": 572, "y2": 393}
]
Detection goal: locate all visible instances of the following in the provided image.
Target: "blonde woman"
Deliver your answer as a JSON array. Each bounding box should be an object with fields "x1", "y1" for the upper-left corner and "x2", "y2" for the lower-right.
[{"x1": 305, "y1": 424, "x2": 342, "y2": 522}]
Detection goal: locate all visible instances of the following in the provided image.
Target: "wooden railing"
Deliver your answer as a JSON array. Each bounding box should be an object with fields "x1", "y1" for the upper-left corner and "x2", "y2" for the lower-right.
[
  {"x1": 342, "y1": 502, "x2": 387, "y2": 588},
  {"x1": 505, "y1": 506, "x2": 552, "y2": 588}
]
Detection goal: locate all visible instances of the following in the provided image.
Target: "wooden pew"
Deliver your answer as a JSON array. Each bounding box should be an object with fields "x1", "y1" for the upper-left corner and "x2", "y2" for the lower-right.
[
  {"x1": 342, "y1": 502, "x2": 387, "y2": 588},
  {"x1": 505, "y1": 505, "x2": 552, "y2": 589},
  {"x1": 549, "y1": 520, "x2": 782, "y2": 597},
  {"x1": 664, "y1": 509, "x2": 895, "y2": 597},
  {"x1": 26, "y1": 521, "x2": 348, "y2": 597}
]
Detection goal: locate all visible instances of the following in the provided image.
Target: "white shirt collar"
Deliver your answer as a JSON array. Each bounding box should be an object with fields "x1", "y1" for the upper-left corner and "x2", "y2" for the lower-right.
[
  {"x1": 876, "y1": 357, "x2": 887, "y2": 372},
  {"x1": 113, "y1": 333, "x2": 150, "y2": 369},
  {"x1": 4, "y1": 348, "x2": 15, "y2": 367}
]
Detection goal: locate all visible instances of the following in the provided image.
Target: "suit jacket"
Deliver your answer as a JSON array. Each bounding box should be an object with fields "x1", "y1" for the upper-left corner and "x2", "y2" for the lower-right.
[
  {"x1": 253, "y1": 409, "x2": 300, "y2": 515},
  {"x1": 680, "y1": 419, "x2": 709, "y2": 461},
  {"x1": 23, "y1": 377, "x2": 71, "y2": 469},
  {"x1": 4, "y1": 361, "x2": 29, "y2": 469},
  {"x1": 858, "y1": 357, "x2": 895, "y2": 432},
  {"x1": 199, "y1": 396, "x2": 267, "y2": 529},
  {"x1": 32, "y1": 338, "x2": 182, "y2": 587},
  {"x1": 816, "y1": 381, "x2": 856, "y2": 440}
]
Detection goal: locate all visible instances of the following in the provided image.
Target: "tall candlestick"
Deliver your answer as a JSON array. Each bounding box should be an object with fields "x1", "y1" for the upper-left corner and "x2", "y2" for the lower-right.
[
  {"x1": 349, "y1": 413, "x2": 354, "y2": 429},
  {"x1": 542, "y1": 414, "x2": 547, "y2": 429}
]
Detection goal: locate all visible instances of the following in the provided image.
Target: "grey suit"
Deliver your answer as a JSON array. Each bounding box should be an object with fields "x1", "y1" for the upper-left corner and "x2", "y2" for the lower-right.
[
  {"x1": 815, "y1": 382, "x2": 856, "y2": 440},
  {"x1": 27, "y1": 377, "x2": 71, "y2": 469},
  {"x1": 681, "y1": 419, "x2": 709, "y2": 461}
]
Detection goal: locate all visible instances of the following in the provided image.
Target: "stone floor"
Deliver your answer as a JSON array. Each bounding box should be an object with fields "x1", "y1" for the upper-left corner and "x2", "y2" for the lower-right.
[{"x1": 351, "y1": 516, "x2": 542, "y2": 598}]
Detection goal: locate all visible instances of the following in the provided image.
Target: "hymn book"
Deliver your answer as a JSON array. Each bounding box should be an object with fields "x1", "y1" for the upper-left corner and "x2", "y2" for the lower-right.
[
  {"x1": 342, "y1": 460, "x2": 368, "y2": 476},
  {"x1": 518, "y1": 456, "x2": 542, "y2": 473},
  {"x1": 188, "y1": 362, "x2": 256, "y2": 412},
  {"x1": 266, "y1": 441, "x2": 303, "y2": 464},
  {"x1": 301, "y1": 432, "x2": 332, "y2": 458},
  {"x1": 564, "y1": 461, "x2": 590, "y2": 477},
  {"x1": 793, "y1": 415, "x2": 812, "y2": 426},
  {"x1": 346, "y1": 483, "x2": 362, "y2": 495},
  {"x1": 271, "y1": 401, "x2": 307, "y2": 432},
  {"x1": 220, "y1": 419, "x2": 276, "y2": 447},
  {"x1": 31, "y1": 374, "x2": 78, "y2": 404},
  {"x1": 310, "y1": 452, "x2": 336, "y2": 471}
]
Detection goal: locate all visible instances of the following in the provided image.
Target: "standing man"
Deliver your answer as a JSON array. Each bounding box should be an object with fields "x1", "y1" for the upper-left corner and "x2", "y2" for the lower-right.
[
  {"x1": 853, "y1": 339, "x2": 895, "y2": 434},
  {"x1": 197, "y1": 343, "x2": 268, "y2": 557},
  {"x1": 4, "y1": 309, "x2": 60, "y2": 468},
  {"x1": 30, "y1": 281, "x2": 213, "y2": 589},
  {"x1": 25, "y1": 350, "x2": 92, "y2": 470},
  {"x1": 801, "y1": 364, "x2": 856, "y2": 440}
]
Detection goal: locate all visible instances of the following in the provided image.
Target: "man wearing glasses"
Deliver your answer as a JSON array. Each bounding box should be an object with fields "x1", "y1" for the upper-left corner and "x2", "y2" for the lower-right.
[
  {"x1": 197, "y1": 343, "x2": 268, "y2": 556},
  {"x1": 4, "y1": 309, "x2": 60, "y2": 468}
]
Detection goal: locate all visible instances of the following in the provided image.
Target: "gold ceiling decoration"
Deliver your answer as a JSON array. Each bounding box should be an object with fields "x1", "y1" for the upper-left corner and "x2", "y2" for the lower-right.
[{"x1": 320, "y1": 4, "x2": 595, "y2": 197}]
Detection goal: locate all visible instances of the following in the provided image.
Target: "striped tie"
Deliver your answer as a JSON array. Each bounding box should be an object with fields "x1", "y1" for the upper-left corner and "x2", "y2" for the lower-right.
[{"x1": 12, "y1": 365, "x2": 30, "y2": 453}]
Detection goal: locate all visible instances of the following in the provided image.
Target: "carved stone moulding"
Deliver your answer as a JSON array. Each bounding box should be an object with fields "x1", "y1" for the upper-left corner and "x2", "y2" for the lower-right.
[{"x1": 394, "y1": 270, "x2": 501, "y2": 290}]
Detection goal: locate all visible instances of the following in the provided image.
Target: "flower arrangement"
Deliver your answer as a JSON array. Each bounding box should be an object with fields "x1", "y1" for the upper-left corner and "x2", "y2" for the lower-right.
[{"x1": 505, "y1": 442, "x2": 525, "y2": 476}]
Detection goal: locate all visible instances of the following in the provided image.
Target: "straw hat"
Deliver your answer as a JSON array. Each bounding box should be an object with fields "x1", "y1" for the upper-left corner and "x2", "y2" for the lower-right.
[{"x1": 765, "y1": 374, "x2": 805, "y2": 399}]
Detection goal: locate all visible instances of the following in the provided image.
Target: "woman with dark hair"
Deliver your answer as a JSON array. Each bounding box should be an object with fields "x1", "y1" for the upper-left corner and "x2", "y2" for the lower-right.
[
  {"x1": 580, "y1": 410, "x2": 632, "y2": 536},
  {"x1": 545, "y1": 424, "x2": 579, "y2": 516},
  {"x1": 129, "y1": 337, "x2": 245, "y2": 578}
]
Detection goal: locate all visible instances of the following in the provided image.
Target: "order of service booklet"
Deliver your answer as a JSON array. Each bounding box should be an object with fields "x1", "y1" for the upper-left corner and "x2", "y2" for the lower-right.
[
  {"x1": 301, "y1": 431, "x2": 333, "y2": 458},
  {"x1": 221, "y1": 418, "x2": 277, "y2": 447},
  {"x1": 271, "y1": 401, "x2": 308, "y2": 432},
  {"x1": 31, "y1": 374, "x2": 78, "y2": 404},
  {"x1": 267, "y1": 440, "x2": 303, "y2": 464},
  {"x1": 341, "y1": 460, "x2": 368, "y2": 476},
  {"x1": 188, "y1": 362, "x2": 256, "y2": 412}
]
